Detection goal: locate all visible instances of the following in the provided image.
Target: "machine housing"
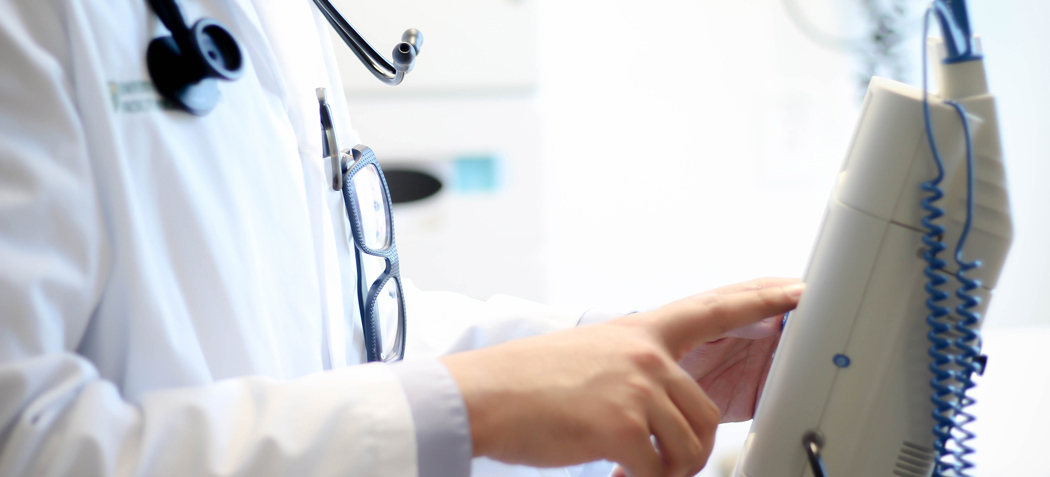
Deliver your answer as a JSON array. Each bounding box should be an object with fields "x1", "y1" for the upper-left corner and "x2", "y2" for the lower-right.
[{"x1": 733, "y1": 40, "x2": 1012, "y2": 477}]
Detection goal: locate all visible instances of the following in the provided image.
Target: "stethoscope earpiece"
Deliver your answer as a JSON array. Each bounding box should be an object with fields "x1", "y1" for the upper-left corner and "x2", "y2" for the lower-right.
[
  {"x1": 391, "y1": 29, "x2": 423, "y2": 73},
  {"x1": 146, "y1": 0, "x2": 244, "y2": 115}
]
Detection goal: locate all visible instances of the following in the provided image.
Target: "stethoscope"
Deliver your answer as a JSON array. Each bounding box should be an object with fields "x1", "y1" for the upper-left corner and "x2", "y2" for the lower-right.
[{"x1": 143, "y1": 0, "x2": 422, "y2": 115}]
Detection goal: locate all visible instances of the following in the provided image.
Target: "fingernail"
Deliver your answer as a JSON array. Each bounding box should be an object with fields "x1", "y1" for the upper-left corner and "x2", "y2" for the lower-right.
[{"x1": 783, "y1": 283, "x2": 806, "y2": 297}]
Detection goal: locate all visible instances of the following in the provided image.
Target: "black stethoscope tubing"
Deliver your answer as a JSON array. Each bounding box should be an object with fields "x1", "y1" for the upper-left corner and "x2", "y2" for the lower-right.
[{"x1": 311, "y1": 0, "x2": 422, "y2": 86}]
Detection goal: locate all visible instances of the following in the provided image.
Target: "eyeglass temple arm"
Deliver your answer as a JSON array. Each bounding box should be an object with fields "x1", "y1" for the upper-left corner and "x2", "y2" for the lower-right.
[{"x1": 311, "y1": 0, "x2": 423, "y2": 86}]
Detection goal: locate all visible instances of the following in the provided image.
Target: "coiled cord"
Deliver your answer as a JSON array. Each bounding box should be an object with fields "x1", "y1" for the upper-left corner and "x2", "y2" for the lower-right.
[
  {"x1": 920, "y1": 4, "x2": 983, "y2": 476},
  {"x1": 919, "y1": 7, "x2": 956, "y2": 464},
  {"x1": 947, "y1": 98, "x2": 981, "y2": 477}
]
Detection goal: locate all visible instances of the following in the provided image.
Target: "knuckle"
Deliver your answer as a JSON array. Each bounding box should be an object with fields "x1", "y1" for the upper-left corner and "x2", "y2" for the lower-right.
[
  {"x1": 624, "y1": 376, "x2": 658, "y2": 405},
  {"x1": 680, "y1": 442, "x2": 706, "y2": 476},
  {"x1": 697, "y1": 292, "x2": 723, "y2": 310},
  {"x1": 698, "y1": 294, "x2": 733, "y2": 335},
  {"x1": 702, "y1": 294, "x2": 728, "y2": 318},
  {"x1": 700, "y1": 398, "x2": 722, "y2": 425},
  {"x1": 614, "y1": 414, "x2": 649, "y2": 441},
  {"x1": 626, "y1": 343, "x2": 669, "y2": 374},
  {"x1": 748, "y1": 276, "x2": 780, "y2": 290},
  {"x1": 668, "y1": 439, "x2": 704, "y2": 477},
  {"x1": 757, "y1": 285, "x2": 784, "y2": 306},
  {"x1": 686, "y1": 437, "x2": 704, "y2": 461},
  {"x1": 684, "y1": 396, "x2": 721, "y2": 431},
  {"x1": 687, "y1": 457, "x2": 707, "y2": 477}
]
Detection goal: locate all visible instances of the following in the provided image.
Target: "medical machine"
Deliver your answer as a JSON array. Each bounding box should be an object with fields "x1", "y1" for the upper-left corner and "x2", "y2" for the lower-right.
[
  {"x1": 144, "y1": 0, "x2": 421, "y2": 114},
  {"x1": 734, "y1": 1, "x2": 1011, "y2": 476}
]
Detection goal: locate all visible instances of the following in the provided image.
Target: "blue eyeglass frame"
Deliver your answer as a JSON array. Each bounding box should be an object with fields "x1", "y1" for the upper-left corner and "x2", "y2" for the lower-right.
[{"x1": 340, "y1": 144, "x2": 406, "y2": 363}]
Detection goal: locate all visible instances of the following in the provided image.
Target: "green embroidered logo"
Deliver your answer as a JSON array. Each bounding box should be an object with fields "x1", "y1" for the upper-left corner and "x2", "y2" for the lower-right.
[{"x1": 107, "y1": 81, "x2": 179, "y2": 113}]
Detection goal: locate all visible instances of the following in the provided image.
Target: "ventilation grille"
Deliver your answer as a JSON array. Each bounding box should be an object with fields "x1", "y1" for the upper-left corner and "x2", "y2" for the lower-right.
[{"x1": 892, "y1": 442, "x2": 936, "y2": 477}]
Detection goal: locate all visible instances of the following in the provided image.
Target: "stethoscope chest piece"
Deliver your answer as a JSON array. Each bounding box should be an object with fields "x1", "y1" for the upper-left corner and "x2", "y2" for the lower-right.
[{"x1": 146, "y1": 0, "x2": 244, "y2": 115}]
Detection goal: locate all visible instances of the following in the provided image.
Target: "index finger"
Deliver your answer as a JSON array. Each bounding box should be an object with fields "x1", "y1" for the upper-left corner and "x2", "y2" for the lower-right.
[
  {"x1": 694, "y1": 277, "x2": 801, "y2": 298},
  {"x1": 651, "y1": 282, "x2": 804, "y2": 359}
]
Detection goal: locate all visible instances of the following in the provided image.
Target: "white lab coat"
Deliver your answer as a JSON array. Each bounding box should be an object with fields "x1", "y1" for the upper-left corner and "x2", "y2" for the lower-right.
[{"x1": 0, "y1": 0, "x2": 604, "y2": 475}]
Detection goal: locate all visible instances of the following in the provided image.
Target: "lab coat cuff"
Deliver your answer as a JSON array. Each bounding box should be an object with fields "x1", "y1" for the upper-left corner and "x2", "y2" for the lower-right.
[
  {"x1": 389, "y1": 359, "x2": 473, "y2": 477},
  {"x1": 577, "y1": 308, "x2": 634, "y2": 327}
]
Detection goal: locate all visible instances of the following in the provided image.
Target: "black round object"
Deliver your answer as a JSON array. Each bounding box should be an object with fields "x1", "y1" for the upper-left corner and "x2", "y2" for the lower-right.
[
  {"x1": 190, "y1": 19, "x2": 243, "y2": 81},
  {"x1": 147, "y1": 37, "x2": 221, "y2": 115},
  {"x1": 145, "y1": 0, "x2": 244, "y2": 115},
  {"x1": 383, "y1": 169, "x2": 443, "y2": 204}
]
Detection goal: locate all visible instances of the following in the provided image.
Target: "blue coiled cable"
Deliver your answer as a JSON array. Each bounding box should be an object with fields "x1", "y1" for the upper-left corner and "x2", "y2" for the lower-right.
[
  {"x1": 920, "y1": 7, "x2": 956, "y2": 468},
  {"x1": 920, "y1": 4, "x2": 983, "y2": 476},
  {"x1": 947, "y1": 98, "x2": 981, "y2": 477}
]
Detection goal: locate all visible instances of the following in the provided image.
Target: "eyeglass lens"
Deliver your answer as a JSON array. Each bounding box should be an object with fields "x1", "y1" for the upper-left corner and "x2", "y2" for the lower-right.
[
  {"x1": 352, "y1": 164, "x2": 390, "y2": 250},
  {"x1": 358, "y1": 244, "x2": 402, "y2": 360},
  {"x1": 375, "y1": 278, "x2": 402, "y2": 359}
]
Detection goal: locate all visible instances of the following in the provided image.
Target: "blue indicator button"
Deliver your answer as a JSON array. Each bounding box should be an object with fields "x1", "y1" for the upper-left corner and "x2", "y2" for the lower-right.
[{"x1": 833, "y1": 354, "x2": 851, "y2": 368}]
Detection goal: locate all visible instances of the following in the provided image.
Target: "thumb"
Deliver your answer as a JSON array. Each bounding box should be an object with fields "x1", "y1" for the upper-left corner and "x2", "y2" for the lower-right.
[{"x1": 650, "y1": 282, "x2": 804, "y2": 358}]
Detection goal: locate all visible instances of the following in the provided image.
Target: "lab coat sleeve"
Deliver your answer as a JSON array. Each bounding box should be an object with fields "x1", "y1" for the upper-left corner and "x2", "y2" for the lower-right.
[
  {"x1": 0, "y1": 5, "x2": 419, "y2": 476},
  {"x1": 0, "y1": 355, "x2": 418, "y2": 476},
  {"x1": 388, "y1": 360, "x2": 472, "y2": 477}
]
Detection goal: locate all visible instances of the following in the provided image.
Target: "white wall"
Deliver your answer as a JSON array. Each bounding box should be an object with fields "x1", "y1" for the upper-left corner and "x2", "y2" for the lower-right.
[{"x1": 535, "y1": 0, "x2": 857, "y2": 314}]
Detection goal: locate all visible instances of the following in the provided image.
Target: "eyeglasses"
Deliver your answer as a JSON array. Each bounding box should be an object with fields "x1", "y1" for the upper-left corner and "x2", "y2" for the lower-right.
[{"x1": 318, "y1": 88, "x2": 406, "y2": 363}]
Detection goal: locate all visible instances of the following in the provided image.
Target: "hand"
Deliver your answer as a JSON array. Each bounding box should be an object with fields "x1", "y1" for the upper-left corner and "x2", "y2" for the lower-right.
[
  {"x1": 440, "y1": 279, "x2": 804, "y2": 477},
  {"x1": 677, "y1": 278, "x2": 799, "y2": 423}
]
